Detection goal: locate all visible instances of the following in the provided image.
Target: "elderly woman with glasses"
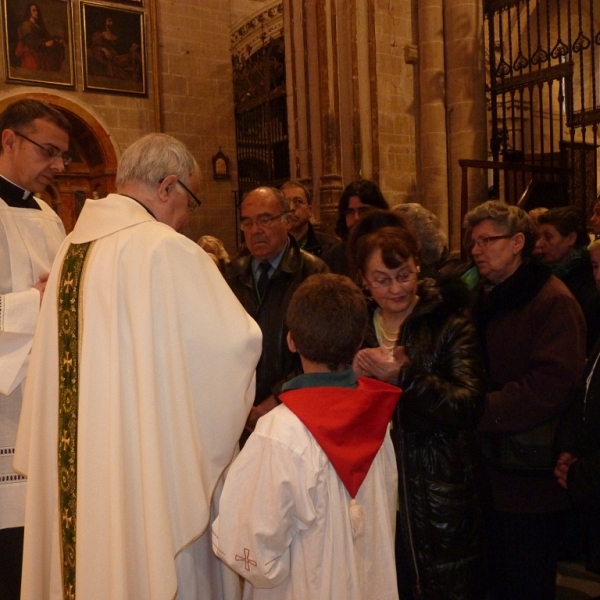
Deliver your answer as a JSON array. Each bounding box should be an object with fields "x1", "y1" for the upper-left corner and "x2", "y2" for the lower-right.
[
  {"x1": 352, "y1": 226, "x2": 486, "y2": 600},
  {"x1": 464, "y1": 200, "x2": 586, "y2": 600}
]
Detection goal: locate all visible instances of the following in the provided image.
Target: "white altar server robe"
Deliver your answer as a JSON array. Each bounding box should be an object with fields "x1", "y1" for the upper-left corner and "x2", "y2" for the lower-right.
[
  {"x1": 212, "y1": 405, "x2": 399, "y2": 600},
  {"x1": 0, "y1": 197, "x2": 65, "y2": 529},
  {"x1": 14, "y1": 194, "x2": 262, "y2": 600}
]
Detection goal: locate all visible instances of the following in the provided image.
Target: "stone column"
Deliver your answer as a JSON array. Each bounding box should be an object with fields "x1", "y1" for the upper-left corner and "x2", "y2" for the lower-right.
[
  {"x1": 283, "y1": 0, "x2": 311, "y2": 182},
  {"x1": 313, "y1": 0, "x2": 344, "y2": 233},
  {"x1": 418, "y1": 0, "x2": 449, "y2": 232},
  {"x1": 443, "y1": 0, "x2": 488, "y2": 248},
  {"x1": 283, "y1": 0, "x2": 344, "y2": 234},
  {"x1": 284, "y1": 0, "x2": 380, "y2": 234}
]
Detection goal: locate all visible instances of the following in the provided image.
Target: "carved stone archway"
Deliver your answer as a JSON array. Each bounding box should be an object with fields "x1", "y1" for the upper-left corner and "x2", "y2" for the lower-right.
[{"x1": 0, "y1": 92, "x2": 119, "y2": 232}]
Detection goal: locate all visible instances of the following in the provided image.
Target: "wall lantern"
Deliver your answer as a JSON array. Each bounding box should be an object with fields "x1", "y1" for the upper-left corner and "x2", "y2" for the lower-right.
[{"x1": 212, "y1": 147, "x2": 230, "y2": 180}]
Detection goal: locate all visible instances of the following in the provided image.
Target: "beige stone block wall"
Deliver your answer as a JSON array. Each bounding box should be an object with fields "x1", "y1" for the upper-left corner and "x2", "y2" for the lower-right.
[
  {"x1": 158, "y1": 0, "x2": 238, "y2": 252},
  {"x1": 373, "y1": 0, "x2": 418, "y2": 207},
  {"x1": 0, "y1": 0, "x2": 239, "y2": 252}
]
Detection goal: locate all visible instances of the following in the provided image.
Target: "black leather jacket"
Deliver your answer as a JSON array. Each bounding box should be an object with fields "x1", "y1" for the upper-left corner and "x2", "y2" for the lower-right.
[
  {"x1": 299, "y1": 222, "x2": 337, "y2": 258},
  {"x1": 364, "y1": 277, "x2": 486, "y2": 599},
  {"x1": 225, "y1": 235, "x2": 329, "y2": 405}
]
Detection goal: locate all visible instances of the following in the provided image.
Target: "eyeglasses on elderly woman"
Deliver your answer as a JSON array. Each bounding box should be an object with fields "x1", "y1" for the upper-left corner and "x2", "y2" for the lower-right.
[{"x1": 467, "y1": 234, "x2": 513, "y2": 251}]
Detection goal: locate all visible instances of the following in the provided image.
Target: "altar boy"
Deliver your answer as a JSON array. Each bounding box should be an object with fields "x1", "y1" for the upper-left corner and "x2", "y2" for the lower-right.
[{"x1": 212, "y1": 273, "x2": 400, "y2": 600}]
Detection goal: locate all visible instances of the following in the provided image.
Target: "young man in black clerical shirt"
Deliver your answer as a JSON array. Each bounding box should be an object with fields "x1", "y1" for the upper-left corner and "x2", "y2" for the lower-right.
[{"x1": 0, "y1": 98, "x2": 71, "y2": 600}]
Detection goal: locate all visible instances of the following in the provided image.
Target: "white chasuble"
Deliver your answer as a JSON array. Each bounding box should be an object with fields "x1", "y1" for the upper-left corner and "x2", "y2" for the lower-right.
[
  {"x1": 0, "y1": 197, "x2": 65, "y2": 530},
  {"x1": 14, "y1": 194, "x2": 262, "y2": 600}
]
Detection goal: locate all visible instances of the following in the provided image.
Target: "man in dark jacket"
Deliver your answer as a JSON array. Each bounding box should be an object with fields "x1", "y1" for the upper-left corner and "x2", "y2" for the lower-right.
[
  {"x1": 280, "y1": 180, "x2": 337, "y2": 258},
  {"x1": 226, "y1": 186, "x2": 329, "y2": 433}
]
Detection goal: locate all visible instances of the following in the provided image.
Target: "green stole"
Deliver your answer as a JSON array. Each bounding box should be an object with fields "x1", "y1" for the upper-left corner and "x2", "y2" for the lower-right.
[{"x1": 57, "y1": 241, "x2": 93, "y2": 600}]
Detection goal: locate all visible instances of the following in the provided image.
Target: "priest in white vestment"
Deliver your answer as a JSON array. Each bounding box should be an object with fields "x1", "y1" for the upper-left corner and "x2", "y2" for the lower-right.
[
  {"x1": 0, "y1": 99, "x2": 71, "y2": 599},
  {"x1": 14, "y1": 133, "x2": 262, "y2": 600}
]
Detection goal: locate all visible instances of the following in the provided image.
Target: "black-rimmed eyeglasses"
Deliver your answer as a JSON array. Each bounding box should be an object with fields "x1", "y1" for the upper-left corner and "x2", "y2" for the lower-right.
[
  {"x1": 467, "y1": 234, "x2": 513, "y2": 251},
  {"x1": 159, "y1": 177, "x2": 202, "y2": 212},
  {"x1": 12, "y1": 130, "x2": 72, "y2": 166}
]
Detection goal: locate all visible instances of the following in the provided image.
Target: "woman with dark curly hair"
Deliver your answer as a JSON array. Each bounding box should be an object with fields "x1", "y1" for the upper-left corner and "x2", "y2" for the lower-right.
[{"x1": 323, "y1": 179, "x2": 389, "y2": 276}]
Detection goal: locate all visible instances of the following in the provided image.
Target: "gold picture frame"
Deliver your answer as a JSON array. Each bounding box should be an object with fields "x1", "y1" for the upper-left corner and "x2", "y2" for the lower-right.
[
  {"x1": 2, "y1": 0, "x2": 75, "y2": 88},
  {"x1": 81, "y1": 1, "x2": 146, "y2": 96}
]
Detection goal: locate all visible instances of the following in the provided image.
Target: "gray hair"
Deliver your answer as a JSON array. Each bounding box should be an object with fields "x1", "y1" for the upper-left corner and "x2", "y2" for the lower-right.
[
  {"x1": 463, "y1": 200, "x2": 537, "y2": 258},
  {"x1": 116, "y1": 133, "x2": 198, "y2": 189},
  {"x1": 392, "y1": 203, "x2": 447, "y2": 265}
]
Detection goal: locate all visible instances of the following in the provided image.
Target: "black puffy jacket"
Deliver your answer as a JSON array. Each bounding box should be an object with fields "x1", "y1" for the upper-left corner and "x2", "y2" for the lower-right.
[{"x1": 364, "y1": 277, "x2": 486, "y2": 599}]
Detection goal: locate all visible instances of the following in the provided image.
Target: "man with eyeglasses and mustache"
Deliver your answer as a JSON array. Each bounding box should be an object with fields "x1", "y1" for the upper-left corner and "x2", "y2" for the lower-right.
[
  {"x1": 226, "y1": 186, "x2": 329, "y2": 438},
  {"x1": 14, "y1": 133, "x2": 262, "y2": 600},
  {"x1": 0, "y1": 98, "x2": 71, "y2": 600}
]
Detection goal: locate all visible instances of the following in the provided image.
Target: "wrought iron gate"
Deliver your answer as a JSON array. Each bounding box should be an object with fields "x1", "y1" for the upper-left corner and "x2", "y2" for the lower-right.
[
  {"x1": 232, "y1": 36, "x2": 289, "y2": 197},
  {"x1": 485, "y1": 0, "x2": 600, "y2": 213}
]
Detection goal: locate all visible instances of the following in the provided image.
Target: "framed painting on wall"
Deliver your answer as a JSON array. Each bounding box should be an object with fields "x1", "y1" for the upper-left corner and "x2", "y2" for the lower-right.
[
  {"x1": 1, "y1": 0, "x2": 75, "y2": 88},
  {"x1": 81, "y1": 2, "x2": 146, "y2": 96}
]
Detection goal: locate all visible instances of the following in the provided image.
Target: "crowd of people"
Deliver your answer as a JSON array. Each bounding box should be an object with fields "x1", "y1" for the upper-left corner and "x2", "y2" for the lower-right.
[{"x1": 2, "y1": 98, "x2": 600, "y2": 600}]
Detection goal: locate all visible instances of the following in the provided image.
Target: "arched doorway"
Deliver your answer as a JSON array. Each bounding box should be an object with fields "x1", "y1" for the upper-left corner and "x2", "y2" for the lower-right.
[{"x1": 0, "y1": 92, "x2": 119, "y2": 232}]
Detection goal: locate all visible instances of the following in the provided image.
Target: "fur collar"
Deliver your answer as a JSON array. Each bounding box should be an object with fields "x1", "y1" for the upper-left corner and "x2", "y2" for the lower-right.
[
  {"x1": 411, "y1": 275, "x2": 471, "y2": 319},
  {"x1": 474, "y1": 259, "x2": 552, "y2": 327}
]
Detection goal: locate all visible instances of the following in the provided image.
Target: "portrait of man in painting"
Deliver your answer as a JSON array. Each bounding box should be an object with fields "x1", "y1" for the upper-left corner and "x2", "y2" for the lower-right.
[
  {"x1": 2, "y1": 0, "x2": 75, "y2": 87},
  {"x1": 81, "y1": 2, "x2": 146, "y2": 96}
]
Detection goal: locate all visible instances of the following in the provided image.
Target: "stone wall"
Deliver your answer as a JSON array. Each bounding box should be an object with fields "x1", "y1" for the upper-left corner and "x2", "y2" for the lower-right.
[
  {"x1": 158, "y1": 0, "x2": 239, "y2": 251},
  {"x1": 373, "y1": 0, "x2": 418, "y2": 208},
  {"x1": 0, "y1": 0, "x2": 240, "y2": 252}
]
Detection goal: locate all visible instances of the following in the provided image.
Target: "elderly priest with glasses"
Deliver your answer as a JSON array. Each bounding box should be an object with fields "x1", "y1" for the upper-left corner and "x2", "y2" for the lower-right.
[
  {"x1": 14, "y1": 133, "x2": 262, "y2": 600},
  {"x1": 226, "y1": 186, "x2": 328, "y2": 437},
  {"x1": 0, "y1": 98, "x2": 72, "y2": 600}
]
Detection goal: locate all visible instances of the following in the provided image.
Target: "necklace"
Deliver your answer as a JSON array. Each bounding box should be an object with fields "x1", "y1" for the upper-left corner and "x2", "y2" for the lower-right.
[
  {"x1": 380, "y1": 320, "x2": 400, "y2": 338},
  {"x1": 379, "y1": 327, "x2": 399, "y2": 344},
  {"x1": 374, "y1": 298, "x2": 419, "y2": 356},
  {"x1": 374, "y1": 310, "x2": 401, "y2": 352}
]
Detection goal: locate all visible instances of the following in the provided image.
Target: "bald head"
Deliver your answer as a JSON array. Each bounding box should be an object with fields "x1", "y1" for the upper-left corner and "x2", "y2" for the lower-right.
[{"x1": 240, "y1": 187, "x2": 290, "y2": 261}]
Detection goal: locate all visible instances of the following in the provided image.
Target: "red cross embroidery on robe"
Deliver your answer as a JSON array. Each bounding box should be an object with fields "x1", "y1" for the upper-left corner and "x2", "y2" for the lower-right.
[{"x1": 235, "y1": 548, "x2": 257, "y2": 571}]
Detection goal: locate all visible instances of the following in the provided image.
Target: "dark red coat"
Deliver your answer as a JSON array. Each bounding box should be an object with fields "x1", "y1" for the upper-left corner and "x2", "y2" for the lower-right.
[{"x1": 474, "y1": 259, "x2": 586, "y2": 513}]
